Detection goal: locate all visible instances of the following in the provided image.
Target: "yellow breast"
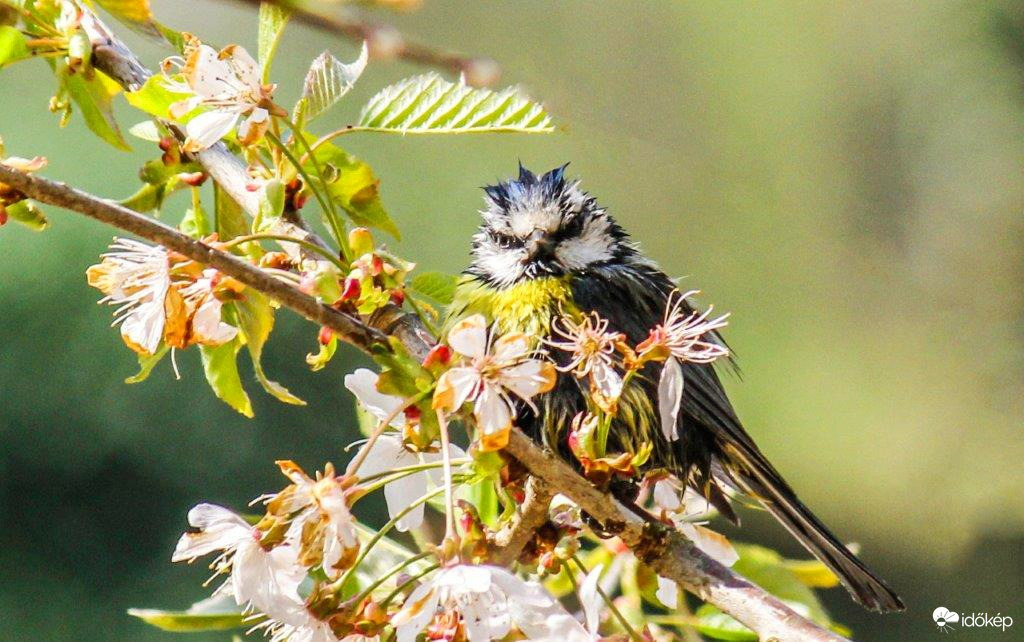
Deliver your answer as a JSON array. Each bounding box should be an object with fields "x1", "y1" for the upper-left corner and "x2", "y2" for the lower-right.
[{"x1": 447, "y1": 275, "x2": 578, "y2": 338}]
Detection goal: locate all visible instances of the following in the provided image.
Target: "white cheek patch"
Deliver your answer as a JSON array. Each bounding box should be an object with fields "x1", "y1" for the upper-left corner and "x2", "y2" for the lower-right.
[
  {"x1": 556, "y1": 217, "x2": 615, "y2": 270},
  {"x1": 473, "y1": 240, "x2": 527, "y2": 287}
]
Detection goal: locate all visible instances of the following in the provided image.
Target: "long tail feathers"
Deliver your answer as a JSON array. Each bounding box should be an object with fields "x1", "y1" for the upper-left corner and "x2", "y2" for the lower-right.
[{"x1": 724, "y1": 451, "x2": 906, "y2": 613}]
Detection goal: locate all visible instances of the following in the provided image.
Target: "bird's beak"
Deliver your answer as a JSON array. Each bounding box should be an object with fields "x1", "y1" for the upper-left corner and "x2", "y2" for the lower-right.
[{"x1": 523, "y1": 228, "x2": 554, "y2": 263}]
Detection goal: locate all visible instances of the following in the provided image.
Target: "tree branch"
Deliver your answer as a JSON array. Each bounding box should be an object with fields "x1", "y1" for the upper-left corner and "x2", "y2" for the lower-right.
[
  {"x1": 487, "y1": 475, "x2": 554, "y2": 567},
  {"x1": 233, "y1": 0, "x2": 501, "y2": 86},
  {"x1": 0, "y1": 166, "x2": 385, "y2": 351},
  {"x1": 0, "y1": 165, "x2": 848, "y2": 641}
]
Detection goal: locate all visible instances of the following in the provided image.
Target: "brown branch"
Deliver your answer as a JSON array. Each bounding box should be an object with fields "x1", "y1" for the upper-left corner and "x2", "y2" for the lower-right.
[
  {"x1": 503, "y1": 430, "x2": 849, "y2": 642},
  {"x1": 487, "y1": 475, "x2": 554, "y2": 567},
  {"x1": 233, "y1": 0, "x2": 501, "y2": 86},
  {"x1": 0, "y1": 166, "x2": 385, "y2": 351}
]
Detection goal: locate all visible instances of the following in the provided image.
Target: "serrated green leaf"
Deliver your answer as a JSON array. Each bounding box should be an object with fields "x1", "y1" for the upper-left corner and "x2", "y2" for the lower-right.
[
  {"x1": 128, "y1": 595, "x2": 246, "y2": 632},
  {"x1": 410, "y1": 271, "x2": 457, "y2": 305},
  {"x1": 62, "y1": 70, "x2": 130, "y2": 150},
  {"x1": 125, "y1": 74, "x2": 192, "y2": 119},
  {"x1": 300, "y1": 43, "x2": 367, "y2": 122},
  {"x1": 257, "y1": 2, "x2": 290, "y2": 82},
  {"x1": 233, "y1": 292, "x2": 305, "y2": 406},
  {"x1": 355, "y1": 73, "x2": 554, "y2": 134},
  {"x1": 4, "y1": 200, "x2": 47, "y2": 230},
  {"x1": 200, "y1": 340, "x2": 253, "y2": 417},
  {"x1": 0, "y1": 25, "x2": 29, "y2": 67},
  {"x1": 125, "y1": 346, "x2": 169, "y2": 383}
]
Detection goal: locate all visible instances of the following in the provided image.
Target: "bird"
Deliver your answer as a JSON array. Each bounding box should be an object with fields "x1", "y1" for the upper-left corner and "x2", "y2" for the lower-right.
[{"x1": 444, "y1": 163, "x2": 905, "y2": 613}]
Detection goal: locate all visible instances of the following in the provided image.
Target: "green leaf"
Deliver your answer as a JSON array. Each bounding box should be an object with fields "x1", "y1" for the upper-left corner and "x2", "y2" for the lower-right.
[
  {"x1": 300, "y1": 43, "x2": 368, "y2": 122},
  {"x1": 215, "y1": 183, "x2": 250, "y2": 242},
  {"x1": 200, "y1": 340, "x2": 253, "y2": 418},
  {"x1": 125, "y1": 348, "x2": 169, "y2": 384},
  {"x1": 463, "y1": 478, "x2": 500, "y2": 527},
  {"x1": 128, "y1": 120, "x2": 161, "y2": 142},
  {"x1": 125, "y1": 74, "x2": 192, "y2": 119},
  {"x1": 306, "y1": 334, "x2": 337, "y2": 371},
  {"x1": 233, "y1": 292, "x2": 305, "y2": 406},
  {"x1": 257, "y1": 2, "x2": 290, "y2": 82},
  {"x1": 410, "y1": 271, "x2": 458, "y2": 305},
  {"x1": 180, "y1": 204, "x2": 211, "y2": 238},
  {"x1": 0, "y1": 25, "x2": 29, "y2": 67},
  {"x1": 4, "y1": 200, "x2": 47, "y2": 230},
  {"x1": 731, "y1": 544, "x2": 830, "y2": 623},
  {"x1": 62, "y1": 70, "x2": 130, "y2": 150},
  {"x1": 311, "y1": 143, "x2": 399, "y2": 238},
  {"x1": 128, "y1": 595, "x2": 246, "y2": 632},
  {"x1": 355, "y1": 73, "x2": 554, "y2": 134},
  {"x1": 125, "y1": 346, "x2": 169, "y2": 383},
  {"x1": 94, "y1": 0, "x2": 159, "y2": 36},
  {"x1": 694, "y1": 604, "x2": 758, "y2": 641}
]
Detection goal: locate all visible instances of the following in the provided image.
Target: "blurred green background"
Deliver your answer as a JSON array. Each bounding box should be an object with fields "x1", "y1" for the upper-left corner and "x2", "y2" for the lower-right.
[{"x1": 2, "y1": 0, "x2": 1023, "y2": 639}]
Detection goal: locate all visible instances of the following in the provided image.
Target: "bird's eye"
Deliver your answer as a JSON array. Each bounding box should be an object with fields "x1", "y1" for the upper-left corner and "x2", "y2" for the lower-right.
[{"x1": 493, "y1": 233, "x2": 523, "y2": 249}]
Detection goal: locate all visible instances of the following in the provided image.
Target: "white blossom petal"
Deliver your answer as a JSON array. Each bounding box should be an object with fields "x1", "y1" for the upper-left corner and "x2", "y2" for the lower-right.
[
  {"x1": 500, "y1": 360, "x2": 554, "y2": 402},
  {"x1": 473, "y1": 384, "x2": 512, "y2": 435},
  {"x1": 344, "y1": 368, "x2": 406, "y2": 427},
  {"x1": 171, "y1": 503, "x2": 251, "y2": 561},
  {"x1": 185, "y1": 108, "x2": 242, "y2": 150},
  {"x1": 578, "y1": 564, "x2": 603, "y2": 637},
  {"x1": 658, "y1": 356, "x2": 684, "y2": 441},
  {"x1": 679, "y1": 523, "x2": 739, "y2": 567},
  {"x1": 655, "y1": 575, "x2": 679, "y2": 609},
  {"x1": 447, "y1": 315, "x2": 489, "y2": 360}
]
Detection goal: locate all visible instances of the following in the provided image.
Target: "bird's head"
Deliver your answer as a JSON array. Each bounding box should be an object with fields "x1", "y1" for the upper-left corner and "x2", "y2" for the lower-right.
[{"x1": 468, "y1": 164, "x2": 632, "y2": 287}]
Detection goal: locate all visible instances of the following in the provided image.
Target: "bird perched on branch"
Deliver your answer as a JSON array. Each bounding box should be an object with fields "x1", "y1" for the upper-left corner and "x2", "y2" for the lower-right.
[{"x1": 445, "y1": 164, "x2": 905, "y2": 613}]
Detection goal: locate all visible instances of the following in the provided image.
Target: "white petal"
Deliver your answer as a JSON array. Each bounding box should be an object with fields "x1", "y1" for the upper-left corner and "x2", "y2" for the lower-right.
[
  {"x1": 186, "y1": 45, "x2": 237, "y2": 99},
  {"x1": 344, "y1": 369, "x2": 406, "y2": 427},
  {"x1": 491, "y1": 333, "x2": 531, "y2": 363},
  {"x1": 679, "y1": 523, "x2": 739, "y2": 567},
  {"x1": 185, "y1": 109, "x2": 242, "y2": 150},
  {"x1": 578, "y1": 564, "x2": 603, "y2": 636},
  {"x1": 655, "y1": 575, "x2": 679, "y2": 609},
  {"x1": 500, "y1": 360, "x2": 553, "y2": 401},
  {"x1": 658, "y1": 356, "x2": 684, "y2": 441},
  {"x1": 473, "y1": 385, "x2": 513, "y2": 435},
  {"x1": 393, "y1": 583, "x2": 440, "y2": 642},
  {"x1": 225, "y1": 45, "x2": 262, "y2": 91},
  {"x1": 192, "y1": 297, "x2": 238, "y2": 345},
  {"x1": 231, "y1": 540, "x2": 306, "y2": 623},
  {"x1": 171, "y1": 504, "x2": 251, "y2": 561},
  {"x1": 447, "y1": 315, "x2": 489, "y2": 359},
  {"x1": 120, "y1": 297, "x2": 166, "y2": 354},
  {"x1": 441, "y1": 367, "x2": 484, "y2": 410},
  {"x1": 653, "y1": 478, "x2": 682, "y2": 512},
  {"x1": 591, "y1": 360, "x2": 623, "y2": 401},
  {"x1": 237, "y1": 107, "x2": 269, "y2": 140}
]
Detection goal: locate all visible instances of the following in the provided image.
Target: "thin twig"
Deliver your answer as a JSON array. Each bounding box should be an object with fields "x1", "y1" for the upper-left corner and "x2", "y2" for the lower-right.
[
  {"x1": 487, "y1": 475, "x2": 553, "y2": 566},
  {"x1": 233, "y1": 0, "x2": 501, "y2": 86}
]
